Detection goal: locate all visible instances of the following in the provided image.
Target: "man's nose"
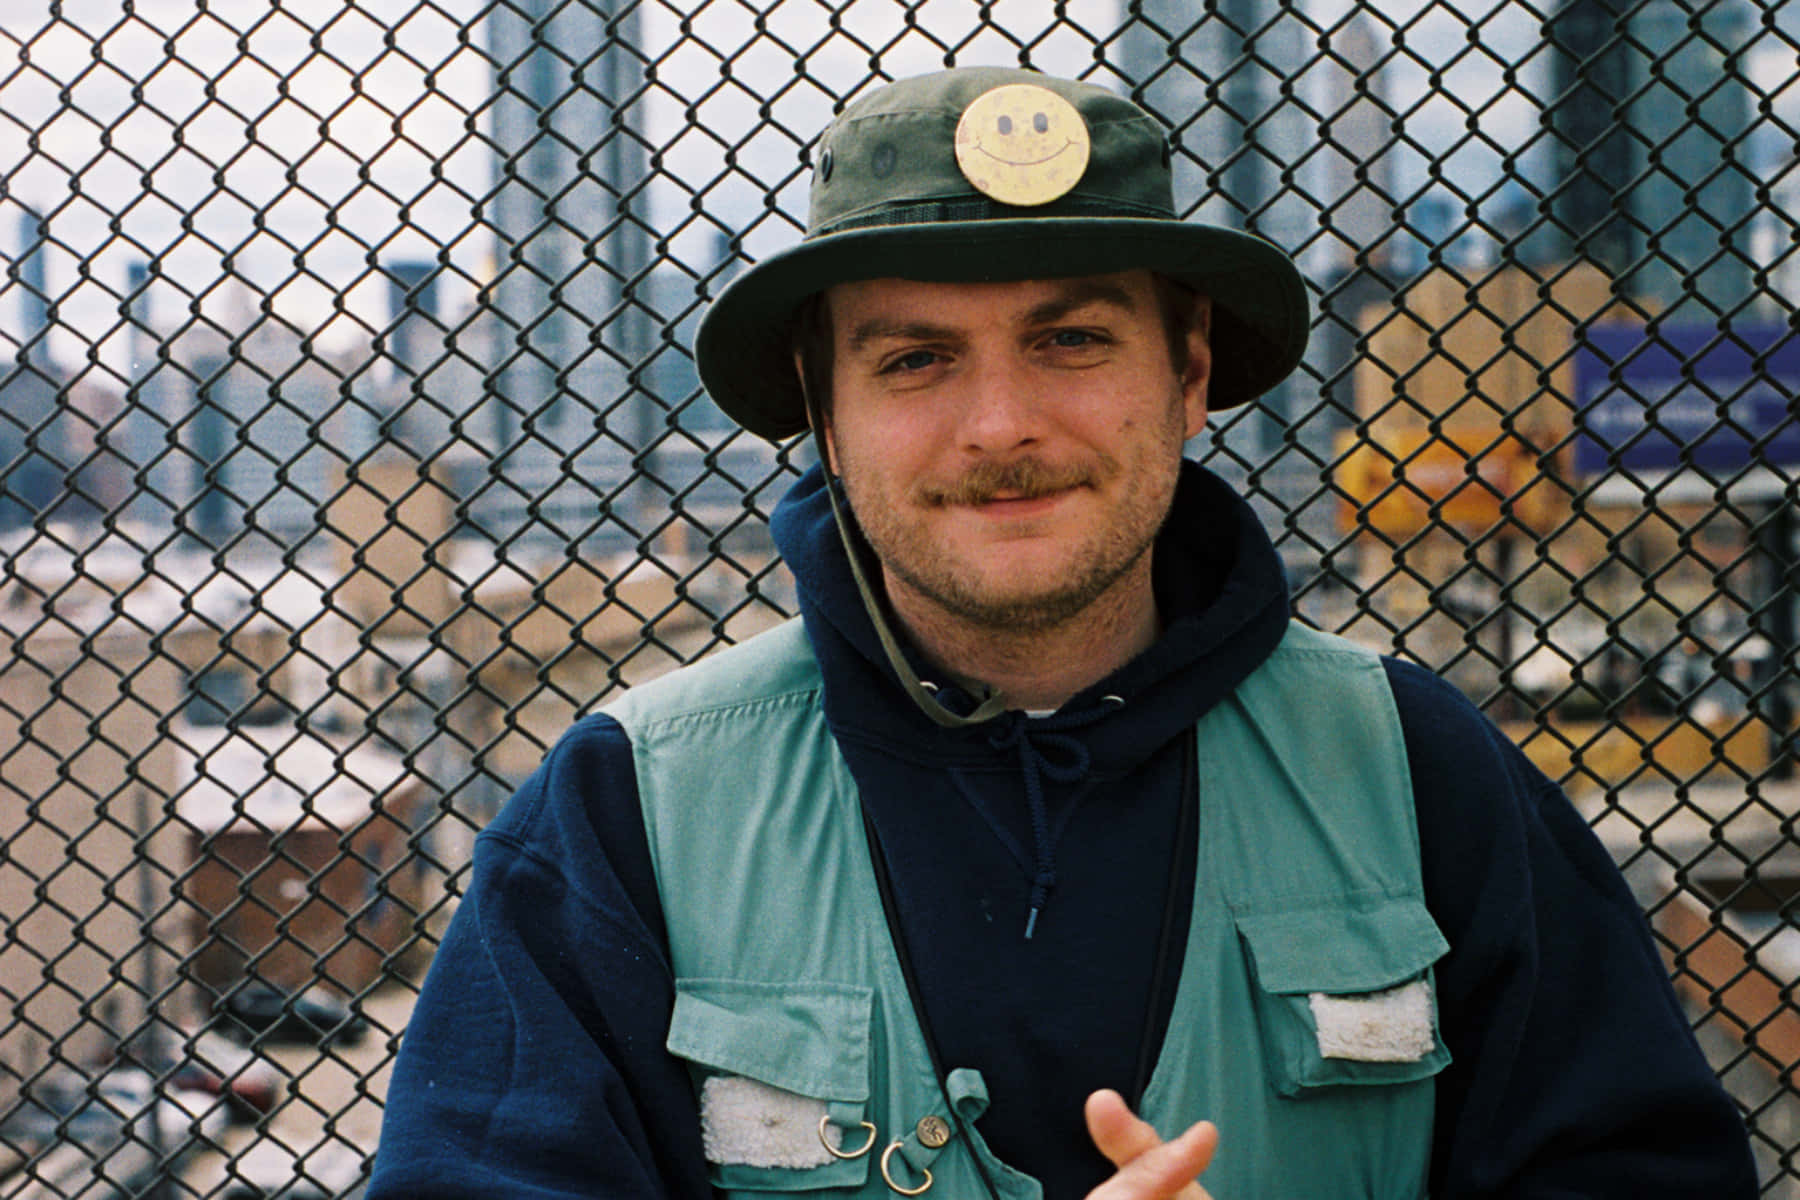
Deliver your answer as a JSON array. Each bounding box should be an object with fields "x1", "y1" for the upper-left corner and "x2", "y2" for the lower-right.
[{"x1": 956, "y1": 356, "x2": 1043, "y2": 453}]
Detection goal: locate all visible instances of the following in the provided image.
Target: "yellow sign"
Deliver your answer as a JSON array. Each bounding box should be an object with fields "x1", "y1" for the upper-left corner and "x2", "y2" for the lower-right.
[
  {"x1": 1335, "y1": 430, "x2": 1555, "y2": 536},
  {"x1": 954, "y1": 84, "x2": 1090, "y2": 206}
]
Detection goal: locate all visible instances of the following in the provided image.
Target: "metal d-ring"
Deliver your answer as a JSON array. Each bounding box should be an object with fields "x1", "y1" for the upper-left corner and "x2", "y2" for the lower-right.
[
  {"x1": 818, "y1": 1114, "x2": 878, "y2": 1160},
  {"x1": 880, "y1": 1140, "x2": 933, "y2": 1196}
]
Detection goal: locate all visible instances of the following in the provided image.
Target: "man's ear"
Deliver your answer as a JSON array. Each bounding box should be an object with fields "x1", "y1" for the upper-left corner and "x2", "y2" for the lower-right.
[{"x1": 1181, "y1": 297, "x2": 1212, "y2": 438}]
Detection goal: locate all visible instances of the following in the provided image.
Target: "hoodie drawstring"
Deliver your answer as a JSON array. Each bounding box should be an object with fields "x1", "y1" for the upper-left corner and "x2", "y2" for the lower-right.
[{"x1": 987, "y1": 701, "x2": 1119, "y2": 938}]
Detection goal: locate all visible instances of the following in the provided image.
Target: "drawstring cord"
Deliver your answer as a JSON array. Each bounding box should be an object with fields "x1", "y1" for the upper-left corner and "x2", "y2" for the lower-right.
[
  {"x1": 987, "y1": 700, "x2": 1120, "y2": 938},
  {"x1": 798, "y1": 370, "x2": 1008, "y2": 730}
]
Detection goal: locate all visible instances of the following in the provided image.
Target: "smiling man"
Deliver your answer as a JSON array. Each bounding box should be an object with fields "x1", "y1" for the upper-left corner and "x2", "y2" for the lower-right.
[
  {"x1": 820, "y1": 273, "x2": 1206, "y2": 711},
  {"x1": 372, "y1": 69, "x2": 1755, "y2": 1200}
]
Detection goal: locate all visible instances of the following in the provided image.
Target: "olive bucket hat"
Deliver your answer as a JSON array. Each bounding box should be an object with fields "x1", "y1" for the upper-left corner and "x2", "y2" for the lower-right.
[{"x1": 694, "y1": 66, "x2": 1311, "y2": 442}]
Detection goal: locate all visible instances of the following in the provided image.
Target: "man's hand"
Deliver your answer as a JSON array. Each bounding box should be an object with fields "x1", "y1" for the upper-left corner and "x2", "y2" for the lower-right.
[{"x1": 1083, "y1": 1089, "x2": 1218, "y2": 1200}]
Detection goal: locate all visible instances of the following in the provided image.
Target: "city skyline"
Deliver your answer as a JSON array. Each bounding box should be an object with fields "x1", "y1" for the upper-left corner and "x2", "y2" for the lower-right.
[
  {"x1": 0, "y1": 0, "x2": 1792, "y2": 551},
  {"x1": 6, "y1": 0, "x2": 1791, "y2": 383}
]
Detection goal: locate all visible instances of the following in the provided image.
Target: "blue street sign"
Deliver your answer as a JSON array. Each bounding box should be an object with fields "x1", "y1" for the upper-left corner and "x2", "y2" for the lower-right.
[{"x1": 1572, "y1": 324, "x2": 1800, "y2": 476}]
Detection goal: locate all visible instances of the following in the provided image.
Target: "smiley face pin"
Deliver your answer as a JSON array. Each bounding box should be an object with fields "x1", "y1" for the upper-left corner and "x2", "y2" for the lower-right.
[{"x1": 953, "y1": 83, "x2": 1091, "y2": 207}]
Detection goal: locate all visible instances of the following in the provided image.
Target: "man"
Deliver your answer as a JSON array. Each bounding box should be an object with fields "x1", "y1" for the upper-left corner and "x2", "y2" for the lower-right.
[{"x1": 372, "y1": 69, "x2": 1756, "y2": 1198}]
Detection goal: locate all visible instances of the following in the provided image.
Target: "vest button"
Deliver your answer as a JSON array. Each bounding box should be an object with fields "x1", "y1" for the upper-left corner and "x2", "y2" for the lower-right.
[{"x1": 916, "y1": 1115, "x2": 951, "y2": 1149}]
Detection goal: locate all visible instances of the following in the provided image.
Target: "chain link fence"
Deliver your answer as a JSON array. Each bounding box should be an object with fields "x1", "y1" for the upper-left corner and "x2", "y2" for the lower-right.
[{"x1": 0, "y1": 0, "x2": 1796, "y2": 1194}]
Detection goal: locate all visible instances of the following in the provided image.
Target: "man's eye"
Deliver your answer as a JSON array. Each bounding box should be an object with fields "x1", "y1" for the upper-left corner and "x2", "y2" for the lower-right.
[
  {"x1": 886, "y1": 350, "x2": 941, "y2": 373},
  {"x1": 1048, "y1": 329, "x2": 1101, "y2": 348}
]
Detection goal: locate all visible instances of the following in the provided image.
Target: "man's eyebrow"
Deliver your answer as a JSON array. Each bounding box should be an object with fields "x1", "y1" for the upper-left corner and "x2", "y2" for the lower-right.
[
  {"x1": 1023, "y1": 280, "x2": 1138, "y2": 327},
  {"x1": 845, "y1": 319, "x2": 960, "y2": 352},
  {"x1": 843, "y1": 280, "x2": 1138, "y2": 351}
]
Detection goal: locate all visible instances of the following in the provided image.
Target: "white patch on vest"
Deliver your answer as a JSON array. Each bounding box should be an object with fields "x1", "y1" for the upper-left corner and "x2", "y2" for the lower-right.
[
  {"x1": 1309, "y1": 978, "x2": 1435, "y2": 1062},
  {"x1": 699, "y1": 1075, "x2": 835, "y2": 1168}
]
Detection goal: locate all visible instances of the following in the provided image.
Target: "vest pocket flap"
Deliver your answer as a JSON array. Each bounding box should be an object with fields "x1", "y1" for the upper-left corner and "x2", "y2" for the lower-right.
[
  {"x1": 1236, "y1": 897, "x2": 1449, "y2": 996},
  {"x1": 1236, "y1": 899, "x2": 1452, "y2": 1097},
  {"x1": 669, "y1": 978, "x2": 872, "y2": 1103}
]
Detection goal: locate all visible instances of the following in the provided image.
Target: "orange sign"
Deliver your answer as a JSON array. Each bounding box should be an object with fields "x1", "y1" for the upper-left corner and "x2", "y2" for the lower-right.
[{"x1": 1335, "y1": 430, "x2": 1554, "y2": 536}]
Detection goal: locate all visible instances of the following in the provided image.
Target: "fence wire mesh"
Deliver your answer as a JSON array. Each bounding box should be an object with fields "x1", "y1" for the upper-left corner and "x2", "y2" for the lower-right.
[{"x1": 0, "y1": 0, "x2": 1796, "y2": 1195}]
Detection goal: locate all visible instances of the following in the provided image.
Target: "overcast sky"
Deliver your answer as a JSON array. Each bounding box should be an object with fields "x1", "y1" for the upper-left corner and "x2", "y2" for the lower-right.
[{"x1": 1, "y1": 0, "x2": 1791, "y2": 382}]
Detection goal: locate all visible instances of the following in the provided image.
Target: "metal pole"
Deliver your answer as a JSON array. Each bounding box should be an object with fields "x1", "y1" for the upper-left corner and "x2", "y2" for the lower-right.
[
  {"x1": 135, "y1": 784, "x2": 169, "y2": 1200},
  {"x1": 1760, "y1": 498, "x2": 1797, "y2": 779}
]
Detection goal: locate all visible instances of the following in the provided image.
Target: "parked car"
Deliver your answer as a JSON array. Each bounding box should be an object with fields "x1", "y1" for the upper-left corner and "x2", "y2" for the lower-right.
[
  {"x1": 217, "y1": 984, "x2": 368, "y2": 1048},
  {"x1": 163, "y1": 1030, "x2": 282, "y2": 1119},
  {"x1": 0, "y1": 1063, "x2": 226, "y2": 1199}
]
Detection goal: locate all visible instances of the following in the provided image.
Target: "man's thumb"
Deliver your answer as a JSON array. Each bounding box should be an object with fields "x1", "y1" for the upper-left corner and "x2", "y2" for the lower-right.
[{"x1": 1086, "y1": 1089, "x2": 1164, "y2": 1168}]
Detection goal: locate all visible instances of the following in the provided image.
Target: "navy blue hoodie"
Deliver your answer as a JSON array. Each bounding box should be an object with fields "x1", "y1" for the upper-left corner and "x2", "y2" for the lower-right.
[{"x1": 372, "y1": 461, "x2": 1755, "y2": 1199}]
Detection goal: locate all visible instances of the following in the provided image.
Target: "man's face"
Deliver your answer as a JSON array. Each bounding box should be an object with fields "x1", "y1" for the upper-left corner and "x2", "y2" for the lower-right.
[{"x1": 819, "y1": 270, "x2": 1211, "y2": 634}]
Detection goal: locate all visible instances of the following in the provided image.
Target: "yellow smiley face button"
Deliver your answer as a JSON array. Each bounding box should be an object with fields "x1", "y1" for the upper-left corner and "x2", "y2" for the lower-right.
[{"x1": 954, "y1": 83, "x2": 1091, "y2": 207}]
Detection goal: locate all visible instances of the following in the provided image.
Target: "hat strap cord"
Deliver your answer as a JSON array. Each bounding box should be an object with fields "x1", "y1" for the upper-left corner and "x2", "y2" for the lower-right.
[{"x1": 798, "y1": 376, "x2": 1007, "y2": 730}]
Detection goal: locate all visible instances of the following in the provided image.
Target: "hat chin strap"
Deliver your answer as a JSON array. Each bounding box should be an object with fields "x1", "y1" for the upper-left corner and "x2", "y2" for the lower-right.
[{"x1": 799, "y1": 379, "x2": 1007, "y2": 729}]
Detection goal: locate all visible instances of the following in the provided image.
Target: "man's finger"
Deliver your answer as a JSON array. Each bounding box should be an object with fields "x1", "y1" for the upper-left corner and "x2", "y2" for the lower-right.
[
  {"x1": 1085, "y1": 1089, "x2": 1218, "y2": 1200},
  {"x1": 1086, "y1": 1089, "x2": 1164, "y2": 1168}
]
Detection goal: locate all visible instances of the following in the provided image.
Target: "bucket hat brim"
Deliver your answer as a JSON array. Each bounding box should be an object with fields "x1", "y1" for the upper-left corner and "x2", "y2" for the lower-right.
[{"x1": 696, "y1": 215, "x2": 1310, "y2": 442}]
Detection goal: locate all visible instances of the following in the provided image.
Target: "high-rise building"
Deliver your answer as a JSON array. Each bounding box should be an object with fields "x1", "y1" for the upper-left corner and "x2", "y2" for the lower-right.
[
  {"x1": 1313, "y1": 14, "x2": 1397, "y2": 278},
  {"x1": 120, "y1": 260, "x2": 226, "y2": 544},
  {"x1": 1543, "y1": 0, "x2": 1756, "y2": 320},
  {"x1": 1307, "y1": 13, "x2": 1401, "y2": 563},
  {"x1": 1, "y1": 209, "x2": 66, "y2": 531},
  {"x1": 1115, "y1": 2, "x2": 1326, "y2": 561},
  {"x1": 481, "y1": 0, "x2": 654, "y2": 546},
  {"x1": 158, "y1": 290, "x2": 343, "y2": 550},
  {"x1": 372, "y1": 260, "x2": 449, "y2": 456},
  {"x1": 1116, "y1": 2, "x2": 1315, "y2": 267}
]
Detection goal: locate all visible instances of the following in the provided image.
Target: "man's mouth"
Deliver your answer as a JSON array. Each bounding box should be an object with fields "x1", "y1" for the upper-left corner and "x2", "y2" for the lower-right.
[
  {"x1": 922, "y1": 460, "x2": 1093, "y2": 508},
  {"x1": 972, "y1": 493, "x2": 1063, "y2": 518}
]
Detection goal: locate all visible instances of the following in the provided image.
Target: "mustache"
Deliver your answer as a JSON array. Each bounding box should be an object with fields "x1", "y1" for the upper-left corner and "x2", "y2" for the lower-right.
[{"x1": 918, "y1": 458, "x2": 1098, "y2": 507}]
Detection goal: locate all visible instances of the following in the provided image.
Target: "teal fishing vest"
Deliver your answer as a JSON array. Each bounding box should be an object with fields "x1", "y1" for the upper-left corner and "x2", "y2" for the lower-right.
[{"x1": 610, "y1": 619, "x2": 1449, "y2": 1199}]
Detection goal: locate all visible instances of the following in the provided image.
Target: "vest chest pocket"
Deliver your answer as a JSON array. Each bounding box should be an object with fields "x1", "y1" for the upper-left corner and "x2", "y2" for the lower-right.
[
  {"x1": 1235, "y1": 898, "x2": 1452, "y2": 1097},
  {"x1": 668, "y1": 979, "x2": 875, "y2": 1192}
]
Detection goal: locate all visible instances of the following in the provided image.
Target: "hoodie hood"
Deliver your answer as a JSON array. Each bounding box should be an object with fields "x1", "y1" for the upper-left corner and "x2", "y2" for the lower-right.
[{"x1": 769, "y1": 458, "x2": 1293, "y2": 773}]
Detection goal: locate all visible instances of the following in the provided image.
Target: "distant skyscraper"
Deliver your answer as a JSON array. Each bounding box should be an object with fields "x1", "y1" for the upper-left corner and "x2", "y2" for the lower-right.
[
  {"x1": 119, "y1": 259, "x2": 185, "y2": 533},
  {"x1": 16, "y1": 209, "x2": 48, "y2": 365},
  {"x1": 482, "y1": 0, "x2": 653, "y2": 543},
  {"x1": 188, "y1": 352, "x2": 236, "y2": 543},
  {"x1": 1117, "y1": 1, "x2": 1314, "y2": 253},
  {"x1": 1116, "y1": 2, "x2": 1322, "y2": 556},
  {"x1": 1308, "y1": 14, "x2": 1400, "y2": 516},
  {"x1": 1544, "y1": 0, "x2": 1756, "y2": 320},
  {"x1": 384, "y1": 262, "x2": 438, "y2": 384},
  {"x1": 133, "y1": 284, "x2": 346, "y2": 551},
  {"x1": 1313, "y1": 14, "x2": 1396, "y2": 276},
  {"x1": 1, "y1": 209, "x2": 63, "y2": 530},
  {"x1": 1406, "y1": 194, "x2": 1457, "y2": 273},
  {"x1": 375, "y1": 260, "x2": 444, "y2": 455}
]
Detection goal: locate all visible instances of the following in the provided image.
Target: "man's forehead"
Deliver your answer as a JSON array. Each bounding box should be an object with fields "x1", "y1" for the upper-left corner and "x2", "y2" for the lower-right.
[{"x1": 826, "y1": 271, "x2": 1155, "y2": 333}]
